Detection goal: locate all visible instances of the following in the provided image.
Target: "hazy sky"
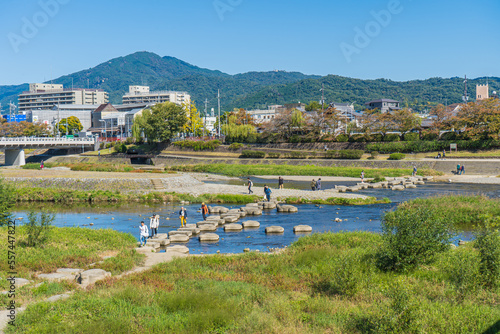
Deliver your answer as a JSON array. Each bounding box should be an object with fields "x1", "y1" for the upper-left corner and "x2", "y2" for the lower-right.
[{"x1": 1, "y1": 0, "x2": 499, "y2": 85}]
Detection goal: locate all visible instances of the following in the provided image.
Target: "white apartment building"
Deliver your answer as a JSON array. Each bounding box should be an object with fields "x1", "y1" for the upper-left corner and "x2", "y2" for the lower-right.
[
  {"x1": 202, "y1": 116, "x2": 217, "y2": 134},
  {"x1": 246, "y1": 106, "x2": 280, "y2": 124},
  {"x1": 19, "y1": 83, "x2": 108, "y2": 112},
  {"x1": 122, "y1": 86, "x2": 190, "y2": 106}
]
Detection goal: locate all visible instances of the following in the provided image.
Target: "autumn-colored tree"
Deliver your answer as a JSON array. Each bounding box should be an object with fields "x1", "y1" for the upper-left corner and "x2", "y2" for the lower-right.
[
  {"x1": 429, "y1": 104, "x2": 455, "y2": 131},
  {"x1": 307, "y1": 106, "x2": 340, "y2": 134},
  {"x1": 0, "y1": 121, "x2": 50, "y2": 137},
  {"x1": 182, "y1": 101, "x2": 204, "y2": 136},
  {"x1": 392, "y1": 108, "x2": 421, "y2": 135},
  {"x1": 56, "y1": 116, "x2": 83, "y2": 135},
  {"x1": 455, "y1": 98, "x2": 500, "y2": 140}
]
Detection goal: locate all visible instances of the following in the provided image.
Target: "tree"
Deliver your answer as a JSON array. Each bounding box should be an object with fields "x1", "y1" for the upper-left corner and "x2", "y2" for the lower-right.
[
  {"x1": 455, "y1": 99, "x2": 500, "y2": 140},
  {"x1": 429, "y1": 104, "x2": 454, "y2": 131},
  {"x1": 135, "y1": 102, "x2": 188, "y2": 142},
  {"x1": 182, "y1": 101, "x2": 204, "y2": 136},
  {"x1": 308, "y1": 106, "x2": 340, "y2": 134},
  {"x1": 305, "y1": 101, "x2": 322, "y2": 112},
  {"x1": 392, "y1": 108, "x2": 421, "y2": 135},
  {"x1": 56, "y1": 116, "x2": 83, "y2": 135},
  {"x1": 291, "y1": 109, "x2": 306, "y2": 129}
]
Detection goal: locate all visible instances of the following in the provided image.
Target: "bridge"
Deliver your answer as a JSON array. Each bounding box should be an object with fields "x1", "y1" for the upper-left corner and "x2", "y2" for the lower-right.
[{"x1": 0, "y1": 137, "x2": 97, "y2": 166}]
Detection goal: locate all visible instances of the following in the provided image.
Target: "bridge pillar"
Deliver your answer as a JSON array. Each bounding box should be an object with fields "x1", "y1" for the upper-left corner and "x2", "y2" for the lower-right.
[{"x1": 5, "y1": 149, "x2": 26, "y2": 166}]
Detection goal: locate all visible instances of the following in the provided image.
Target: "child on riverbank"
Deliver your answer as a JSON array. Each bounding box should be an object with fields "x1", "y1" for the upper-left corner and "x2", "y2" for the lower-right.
[{"x1": 139, "y1": 221, "x2": 148, "y2": 247}]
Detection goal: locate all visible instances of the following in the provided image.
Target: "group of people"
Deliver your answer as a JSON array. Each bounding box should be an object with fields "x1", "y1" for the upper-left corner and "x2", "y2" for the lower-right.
[
  {"x1": 457, "y1": 164, "x2": 465, "y2": 175},
  {"x1": 310, "y1": 178, "x2": 322, "y2": 191},
  {"x1": 138, "y1": 203, "x2": 214, "y2": 247},
  {"x1": 247, "y1": 178, "x2": 273, "y2": 201},
  {"x1": 435, "y1": 150, "x2": 447, "y2": 159}
]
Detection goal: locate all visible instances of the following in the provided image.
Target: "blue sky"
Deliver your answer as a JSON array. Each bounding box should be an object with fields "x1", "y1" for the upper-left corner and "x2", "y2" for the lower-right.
[{"x1": 0, "y1": 0, "x2": 499, "y2": 85}]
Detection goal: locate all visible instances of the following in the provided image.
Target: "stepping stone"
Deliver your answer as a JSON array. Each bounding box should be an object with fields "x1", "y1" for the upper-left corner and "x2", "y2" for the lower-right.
[
  {"x1": 224, "y1": 223, "x2": 243, "y2": 232},
  {"x1": 185, "y1": 224, "x2": 197, "y2": 229},
  {"x1": 135, "y1": 246, "x2": 156, "y2": 254},
  {"x1": 178, "y1": 227, "x2": 200, "y2": 235},
  {"x1": 293, "y1": 225, "x2": 312, "y2": 233},
  {"x1": 405, "y1": 184, "x2": 417, "y2": 189},
  {"x1": 242, "y1": 221, "x2": 260, "y2": 228},
  {"x1": 241, "y1": 207, "x2": 263, "y2": 215},
  {"x1": 259, "y1": 202, "x2": 277, "y2": 209},
  {"x1": 56, "y1": 268, "x2": 84, "y2": 275},
  {"x1": 209, "y1": 206, "x2": 229, "y2": 214},
  {"x1": 76, "y1": 269, "x2": 111, "y2": 285},
  {"x1": 245, "y1": 203, "x2": 259, "y2": 207},
  {"x1": 147, "y1": 241, "x2": 161, "y2": 249},
  {"x1": 167, "y1": 245, "x2": 190, "y2": 254},
  {"x1": 223, "y1": 216, "x2": 239, "y2": 223},
  {"x1": 158, "y1": 239, "x2": 170, "y2": 246},
  {"x1": 169, "y1": 235, "x2": 190, "y2": 243},
  {"x1": 199, "y1": 233, "x2": 220, "y2": 242},
  {"x1": 276, "y1": 204, "x2": 298, "y2": 213},
  {"x1": 415, "y1": 181, "x2": 425, "y2": 185},
  {"x1": 169, "y1": 230, "x2": 192, "y2": 237},
  {"x1": 38, "y1": 273, "x2": 74, "y2": 282},
  {"x1": 206, "y1": 215, "x2": 221, "y2": 220},
  {"x1": 392, "y1": 185, "x2": 405, "y2": 191},
  {"x1": 152, "y1": 233, "x2": 169, "y2": 240},
  {"x1": 265, "y1": 226, "x2": 285, "y2": 234},
  {"x1": 199, "y1": 224, "x2": 217, "y2": 232},
  {"x1": 368, "y1": 183, "x2": 383, "y2": 189}
]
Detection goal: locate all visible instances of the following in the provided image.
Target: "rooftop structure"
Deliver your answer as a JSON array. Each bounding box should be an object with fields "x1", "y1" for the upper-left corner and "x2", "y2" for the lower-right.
[
  {"x1": 364, "y1": 99, "x2": 401, "y2": 113},
  {"x1": 122, "y1": 86, "x2": 190, "y2": 106}
]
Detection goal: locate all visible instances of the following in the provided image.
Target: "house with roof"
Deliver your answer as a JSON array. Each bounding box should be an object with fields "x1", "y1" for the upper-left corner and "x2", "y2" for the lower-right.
[{"x1": 364, "y1": 99, "x2": 401, "y2": 113}]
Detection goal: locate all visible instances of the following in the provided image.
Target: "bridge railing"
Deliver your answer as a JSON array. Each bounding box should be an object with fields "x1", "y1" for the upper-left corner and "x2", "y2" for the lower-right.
[{"x1": 0, "y1": 137, "x2": 95, "y2": 143}]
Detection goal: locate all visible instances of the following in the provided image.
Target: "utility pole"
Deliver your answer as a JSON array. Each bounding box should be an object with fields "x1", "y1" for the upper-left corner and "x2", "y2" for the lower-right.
[
  {"x1": 204, "y1": 98, "x2": 208, "y2": 138},
  {"x1": 321, "y1": 83, "x2": 325, "y2": 112},
  {"x1": 463, "y1": 75, "x2": 468, "y2": 103},
  {"x1": 217, "y1": 90, "x2": 221, "y2": 137}
]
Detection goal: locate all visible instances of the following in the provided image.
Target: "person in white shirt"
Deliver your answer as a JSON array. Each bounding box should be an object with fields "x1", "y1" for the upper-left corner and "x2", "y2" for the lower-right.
[
  {"x1": 139, "y1": 221, "x2": 149, "y2": 247},
  {"x1": 149, "y1": 213, "x2": 159, "y2": 238}
]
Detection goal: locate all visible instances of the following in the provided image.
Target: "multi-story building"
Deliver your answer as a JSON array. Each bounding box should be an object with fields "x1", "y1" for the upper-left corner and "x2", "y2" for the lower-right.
[
  {"x1": 476, "y1": 84, "x2": 489, "y2": 101},
  {"x1": 246, "y1": 105, "x2": 281, "y2": 124},
  {"x1": 26, "y1": 104, "x2": 98, "y2": 131},
  {"x1": 18, "y1": 83, "x2": 108, "y2": 112},
  {"x1": 364, "y1": 99, "x2": 401, "y2": 113},
  {"x1": 122, "y1": 86, "x2": 190, "y2": 106}
]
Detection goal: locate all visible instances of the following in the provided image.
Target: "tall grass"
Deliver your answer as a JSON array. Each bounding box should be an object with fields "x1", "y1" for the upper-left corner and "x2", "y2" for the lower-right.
[
  {"x1": 10, "y1": 232, "x2": 499, "y2": 333},
  {"x1": 169, "y1": 163, "x2": 440, "y2": 177}
]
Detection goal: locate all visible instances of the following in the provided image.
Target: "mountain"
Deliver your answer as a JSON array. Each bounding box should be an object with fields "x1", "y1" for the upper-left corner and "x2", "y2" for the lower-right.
[{"x1": 0, "y1": 51, "x2": 498, "y2": 113}]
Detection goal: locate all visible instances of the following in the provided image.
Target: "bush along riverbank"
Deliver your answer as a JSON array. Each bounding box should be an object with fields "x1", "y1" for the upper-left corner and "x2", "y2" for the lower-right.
[
  {"x1": 11, "y1": 230, "x2": 499, "y2": 333},
  {"x1": 168, "y1": 164, "x2": 441, "y2": 178},
  {"x1": 11, "y1": 186, "x2": 386, "y2": 206}
]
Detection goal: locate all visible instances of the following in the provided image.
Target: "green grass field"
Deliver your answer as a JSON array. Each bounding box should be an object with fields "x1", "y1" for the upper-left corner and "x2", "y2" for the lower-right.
[{"x1": 10, "y1": 231, "x2": 499, "y2": 333}]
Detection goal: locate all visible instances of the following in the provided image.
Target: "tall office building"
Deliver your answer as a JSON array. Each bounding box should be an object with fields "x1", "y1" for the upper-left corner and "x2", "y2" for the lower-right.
[
  {"x1": 122, "y1": 86, "x2": 190, "y2": 106},
  {"x1": 18, "y1": 83, "x2": 109, "y2": 112}
]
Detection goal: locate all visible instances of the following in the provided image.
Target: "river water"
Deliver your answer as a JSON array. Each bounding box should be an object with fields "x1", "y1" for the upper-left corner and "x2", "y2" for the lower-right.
[{"x1": 13, "y1": 181, "x2": 500, "y2": 254}]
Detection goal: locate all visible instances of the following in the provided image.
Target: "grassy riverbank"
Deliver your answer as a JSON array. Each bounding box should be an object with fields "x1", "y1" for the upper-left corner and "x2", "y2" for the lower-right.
[
  {"x1": 11, "y1": 186, "x2": 385, "y2": 206},
  {"x1": 169, "y1": 163, "x2": 441, "y2": 178},
  {"x1": 0, "y1": 227, "x2": 143, "y2": 308},
  {"x1": 11, "y1": 231, "x2": 499, "y2": 333}
]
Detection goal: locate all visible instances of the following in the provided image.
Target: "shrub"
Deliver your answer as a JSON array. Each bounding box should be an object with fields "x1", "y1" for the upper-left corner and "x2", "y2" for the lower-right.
[
  {"x1": 422, "y1": 131, "x2": 439, "y2": 141},
  {"x1": 287, "y1": 151, "x2": 307, "y2": 159},
  {"x1": 388, "y1": 153, "x2": 405, "y2": 160},
  {"x1": 474, "y1": 216, "x2": 500, "y2": 289},
  {"x1": 442, "y1": 248, "x2": 480, "y2": 297},
  {"x1": 289, "y1": 135, "x2": 301, "y2": 143},
  {"x1": 370, "y1": 134, "x2": 384, "y2": 142},
  {"x1": 228, "y1": 143, "x2": 244, "y2": 151},
  {"x1": 440, "y1": 132, "x2": 458, "y2": 141},
  {"x1": 0, "y1": 178, "x2": 14, "y2": 227},
  {"x1": 368, "y1": 151, "x2": 379, "y2": 160},
  {"x1": 338, "y1": 150, "x2": 364, "y2": 159},
  {"x1": 266, "y1": 152, "x2": 281, "y2": 159},
  {"x1": 173, "y1": 140, "x2": 221, "y2": 151},
  {"x1": 384, "y1": 134, "x2": 401, "y2": 142},
  {"x1": 403, "y1": 133, "x2": 420, "y2": 141},
  {"x1": 348, "y1": 134, "x2": 365, "y2": 143},
  {"x1": 376, "y1": 206, "x2": 455, "y2": 271},
  {"x1": 240, "y1": 150, "x2": 265, "y2": 158},
  {"x1": 114, "y1": 143, "x2": 127, "y2": 153},
  {"x1": 324, "y1": 150, "x2": 338, "y2": 159},
  {"x1": 335, "y1": 134, "x2": 349, "y2": 142},
  {"x1": 125, "y1": 137, "x2": 134, "y2": 145},
  {"x1": 24, "y1": 211, "x2": 55, "y2": 247}
]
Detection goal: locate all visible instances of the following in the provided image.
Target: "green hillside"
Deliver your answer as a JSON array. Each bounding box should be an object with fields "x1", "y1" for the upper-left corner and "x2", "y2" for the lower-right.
[{"x1": 0, "y1": 51, "x2": 498, "y2": 113}]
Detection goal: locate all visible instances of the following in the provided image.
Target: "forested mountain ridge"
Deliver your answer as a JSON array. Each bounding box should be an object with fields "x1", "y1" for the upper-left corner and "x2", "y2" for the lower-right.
[{"x1": 0, "y1": 51, "x2": 497, "y2": 113}]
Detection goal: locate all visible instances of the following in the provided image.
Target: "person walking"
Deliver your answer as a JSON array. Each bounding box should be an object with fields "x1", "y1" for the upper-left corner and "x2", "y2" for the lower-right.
[
  {"x1": 149, "y1": 213, "x2": 158, "y2": 238},
  {"x1": 278, "y1": 176, "x2": 284, "y2": 190},
  {"x1": 179, "y1": 207, "x2": 187, "y2": 227},
  {"x1": 201, "y1": 203, "x2": 209, "y2": 221},
  {"x1": 311, "y1": 179, "x2": 316, "y2": 191},
  {"x1": 412, "y1": 166, "x2": 417, "y2": 177},
  {"x1": 40, "y1": 160, "x2": 44, "y2": 170},
  {"x1": 264, "y1": 185, "x2": 272, "y2": 202},
  {"x1": 361, "y1": 171, "x2": 365, "y2": 183},
  {"x1": 316, "y1": 178, "x2": 322, "y2": 191},
  {"x1": 457, "y1": 164, "x2": 461, "y2": 175},
  {"x1": 139, "y1": 221, "x2": 148, "y2": 247},
  {"x1": 247, "y1": 178, "x2": 253, "y2": 194},
  {"x1": 442, "y1": 150, "x2": 446, "y2": 159},
  {"x1": 460, "y1": 164, "x2": 465, "y2": 175}
]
